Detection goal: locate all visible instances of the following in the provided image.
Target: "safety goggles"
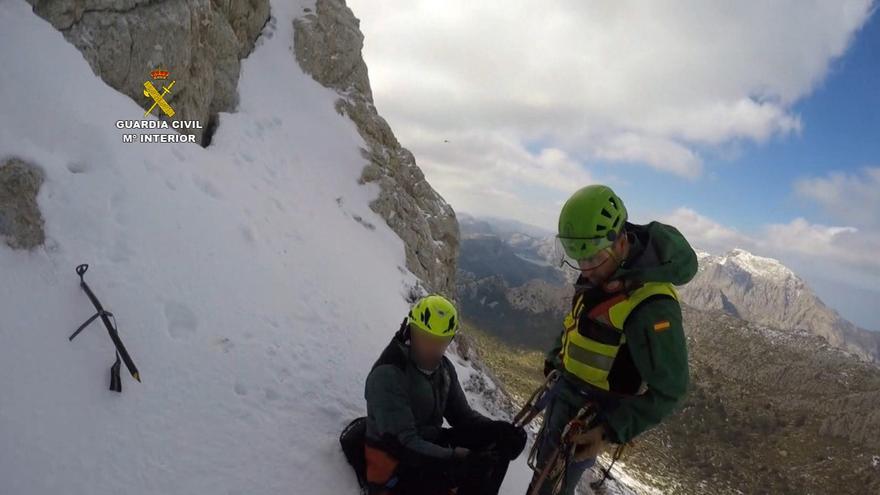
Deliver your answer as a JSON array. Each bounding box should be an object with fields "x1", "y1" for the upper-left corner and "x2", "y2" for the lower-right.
[{"x1": 554, "y1": 235, "x2": 615, "y2": 271}]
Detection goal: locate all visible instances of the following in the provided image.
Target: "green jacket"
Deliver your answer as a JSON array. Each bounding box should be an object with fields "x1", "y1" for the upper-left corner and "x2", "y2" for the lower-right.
[
  {"x1": 364, "y1": 323, "x2": 490, "y2": 464},
  {"x1": 545, "y1": 221, "x2": 697, "y2": 443}
]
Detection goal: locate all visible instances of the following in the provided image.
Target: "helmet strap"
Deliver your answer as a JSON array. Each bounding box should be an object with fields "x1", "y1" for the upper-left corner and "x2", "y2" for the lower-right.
[
  {"x1": 607, "y1": 229, "x2": 630, "y2": 267},
  {"x1": 398, "y1": 318, "x2": 412, "y2": 343},
  {"x1": 605, "y1": 246, "x2": 622, "y2": 266}
]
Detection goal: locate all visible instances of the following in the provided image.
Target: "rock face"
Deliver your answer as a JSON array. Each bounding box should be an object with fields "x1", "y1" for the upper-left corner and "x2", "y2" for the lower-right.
[
  {"x1": 0, "y1": 158, "x2": 46, "y2": 250},
  {"x1": 680, "y1": 249, "x2": 880, "y2": 363},
  {"x1": 293, "y1": 0, "x2": 459, "y2": 298},
  {"x1": 27, "y1": 0, "x2": 270, "y2": 145},
  {"x1": 507, "y1": 279, "x2": 570, "y2": 314}
]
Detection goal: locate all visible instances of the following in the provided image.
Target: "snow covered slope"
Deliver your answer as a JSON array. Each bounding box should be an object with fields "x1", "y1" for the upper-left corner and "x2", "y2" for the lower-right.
[{"x1": 0, "y1": 0, "x2": 543, "y2": 493}]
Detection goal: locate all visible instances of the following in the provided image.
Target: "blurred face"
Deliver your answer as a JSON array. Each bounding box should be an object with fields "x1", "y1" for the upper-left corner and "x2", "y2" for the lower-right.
[
  {"x1": 410, "y1": 324, "x2": 453, "y2": 371},
  {"x1": 579, "y1": 234, "x2": 628, "y2": 287}
]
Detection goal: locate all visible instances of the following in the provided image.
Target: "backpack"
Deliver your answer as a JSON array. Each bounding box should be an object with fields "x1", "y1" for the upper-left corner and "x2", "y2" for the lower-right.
[{"x1": 340, "y1": 416, "x2": 369, "y2": 493}]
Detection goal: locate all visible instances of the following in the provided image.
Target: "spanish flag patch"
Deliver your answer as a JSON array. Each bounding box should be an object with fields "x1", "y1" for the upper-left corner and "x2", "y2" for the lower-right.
[{"x1": 653, "y1": 320, "x2": 671, "y2": 332}]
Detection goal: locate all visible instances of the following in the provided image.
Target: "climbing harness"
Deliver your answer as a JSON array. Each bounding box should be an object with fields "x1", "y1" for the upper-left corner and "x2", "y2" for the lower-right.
[
  {"x1": 527, "y1": 403, "x2": 599, "y2": 495},
  {"x1": 512, "y1": 369, "x2": 561, "y2": 428},
  {"x1": 590, "y1": 442, "x2": 629, "y2": 490}
]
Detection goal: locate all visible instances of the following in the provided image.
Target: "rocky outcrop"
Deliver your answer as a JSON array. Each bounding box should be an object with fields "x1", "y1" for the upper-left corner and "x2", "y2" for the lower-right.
[
  {"x1": 27, "y1": 0, "x2": 270, "y2": 145},
  {"x1": 506, "y1": 279, "x2": 570, "y2": 314},
  {"x1": 293, "y1": 0, "x2": 459, "y2": 298},
  {"x1": 0, "y1": 157, "x2": 45, "y2": 250},
  {"x1": 680, "y1": 249, "x2": 880, "y2": 363},
  {"x1": 661, "y1": 305, "x2": 880, "y2": 493}
]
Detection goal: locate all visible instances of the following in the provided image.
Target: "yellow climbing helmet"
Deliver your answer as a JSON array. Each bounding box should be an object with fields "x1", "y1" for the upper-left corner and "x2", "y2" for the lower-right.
[{"x1": 407, "y1": 294, "x2": 459, "y2": 337}]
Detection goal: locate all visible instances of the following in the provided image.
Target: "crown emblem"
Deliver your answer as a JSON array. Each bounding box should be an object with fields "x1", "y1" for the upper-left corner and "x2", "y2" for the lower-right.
[{"x1": 150, "y1": 69, "x2": 170, "y2": 80}]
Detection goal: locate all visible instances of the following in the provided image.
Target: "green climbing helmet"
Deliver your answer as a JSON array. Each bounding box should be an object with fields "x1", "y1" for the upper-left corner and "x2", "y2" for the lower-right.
[
  {"x1": 408, "y1": 294, "x2": 459, "y2": 337},
  {"x1": 557, "y1": 184, "x2": 627, "y2": 261}
]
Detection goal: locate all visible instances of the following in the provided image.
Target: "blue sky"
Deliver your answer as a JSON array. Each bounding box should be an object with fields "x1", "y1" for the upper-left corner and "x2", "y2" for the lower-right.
[
  {"x1": 350, "y1": 0, "x2": 880, "y2": 330},
  {"x1": 618, "y1": 11, "x2": 880, "y2": 231},
  {"x1": 613, "y1": 11, "x2": 880, "y2": 328}
]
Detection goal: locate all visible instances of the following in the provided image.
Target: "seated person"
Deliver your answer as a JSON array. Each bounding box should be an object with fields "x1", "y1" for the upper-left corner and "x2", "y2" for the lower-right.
[{"x1": 364, "y1": 294, "x2": 527, "y2": 495}]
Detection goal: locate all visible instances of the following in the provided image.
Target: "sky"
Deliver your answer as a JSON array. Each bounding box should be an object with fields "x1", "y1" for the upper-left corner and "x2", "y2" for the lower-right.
[{"x1": 347, "y1": 0, "x2": 880, "y2": 330}]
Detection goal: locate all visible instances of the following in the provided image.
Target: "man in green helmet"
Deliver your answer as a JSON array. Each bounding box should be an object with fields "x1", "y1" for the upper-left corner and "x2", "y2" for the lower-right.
[
  {"x1": 362, "y1": 294, "x2": 527, "y2": 495},
  {"x1": 527, "y1": 185, "x2": 698, "y2": 495}
]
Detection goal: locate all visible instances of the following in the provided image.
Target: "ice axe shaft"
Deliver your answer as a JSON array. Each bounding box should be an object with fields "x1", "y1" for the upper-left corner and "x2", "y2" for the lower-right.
[{"x1": 69, "y1": 264, "x2": 141, "y2": 391}]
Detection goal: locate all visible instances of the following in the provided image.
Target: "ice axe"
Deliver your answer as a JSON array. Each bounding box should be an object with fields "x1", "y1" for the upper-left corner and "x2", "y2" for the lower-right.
[{"x1": 69, "y1": 264, "x2": 140, "y2": 392}]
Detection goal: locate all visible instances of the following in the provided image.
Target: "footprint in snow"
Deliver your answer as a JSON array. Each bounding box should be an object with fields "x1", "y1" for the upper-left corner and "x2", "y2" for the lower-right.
[
  {"x1": 192, "y1": 175, "x2": 223, "y2": 200},
  {"x1": 234, "y1": 382, "x2": 248, "y2": 396},
  {"x1": 107, "y1": 237, "x2": 132, "y2": 263},
  {"x1": 240, "y1": 225, "x2": 256, "y2": 243},
  {"x1": 239, "y1": 151, "x2": 254, "y2": 163},
  {"x1": 171, "y1": 147, "x2": 186, "y2": 162},
  {"x1": 66, "y1": 161, "x2": 90, "y2": 174},
  {"x1": 109, "y1": 192, "x2": 128, "y2": 225},
  {"x1": 164, "y1": 301, "x2": 199, "y2": 339}
]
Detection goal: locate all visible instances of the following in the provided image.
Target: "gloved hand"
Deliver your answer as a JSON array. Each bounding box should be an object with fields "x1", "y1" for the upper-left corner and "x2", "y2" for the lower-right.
[
  {"x1": 543, "y1": 360, "x2": 555, "y2": 378},
  {"x1": 466, "y1": 448, "x2": 502, "y2": 468},
  {"x1": 569, "y1": 424, "x2": 610, "y2": 462},
  {"x1": 487, "y1": 420, "x2": 528, "y2": 460},
  {"x1": 446, "y1": 448, "x2": 501, "y2": 489},
  {"x1": 451, "y1": 446, "x2": 499, "y2": 465},
  {"x1": 452, "y1": 447, "x2": 471, "y2": 460}
]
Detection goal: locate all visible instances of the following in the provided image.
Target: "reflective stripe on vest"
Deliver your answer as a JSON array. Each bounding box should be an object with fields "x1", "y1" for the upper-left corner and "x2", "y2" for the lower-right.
[{"x1": 561, "y1": 282, "x2": 679, "y2": 391}]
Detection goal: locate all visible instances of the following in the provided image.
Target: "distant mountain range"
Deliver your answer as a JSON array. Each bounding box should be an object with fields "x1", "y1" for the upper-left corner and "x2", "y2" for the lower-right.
[
  {"x1": 457, "y1": 214, "x2": 880, "y2": 363},
  {"x1": 457, "y1": 213, "x2": 569, "y2": 349},
  {"x1": 456, "y1": 214, "x2": 880, "y2": 494},
  {"x1": 681, "y1": 249, "x2": 880, "y2": 363}
]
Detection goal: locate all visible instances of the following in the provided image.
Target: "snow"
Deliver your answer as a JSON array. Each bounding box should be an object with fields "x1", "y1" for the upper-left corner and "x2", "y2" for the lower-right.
[
  {"x1": 604, "y1": 461, "x2": 664, "y2": 495},
  {"x1": 722, "y1": 248, "x2": 796, "y2": 280},
  {"x1": 0, "y1": 0, "x2": 548, "y2": 493}
]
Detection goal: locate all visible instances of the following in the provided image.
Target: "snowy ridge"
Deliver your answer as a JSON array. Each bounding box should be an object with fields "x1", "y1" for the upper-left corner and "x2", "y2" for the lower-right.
[
  {"x1": 719, "y1": 248, "x2": 797, "y2": 281},
  {"x1": 696, "y1": 248, "x2": 797, "y2": 281}
]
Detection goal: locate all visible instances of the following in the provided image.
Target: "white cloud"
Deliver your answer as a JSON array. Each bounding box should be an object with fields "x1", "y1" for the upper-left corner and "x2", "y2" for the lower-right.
[
  {"x1": 782, "y1": 167, "x2": 880, "y2": 292},
  {"x1": 594, "y1": 133, "x2": 702, "y2": 178},
  {"x1": 763, "y1": 219, "x2": 880, "y2": 281},
  {"x1": 348, "y1": 0, "x2": 872, "y2": 214},
  {"x1": 794, "y1": 166, "x2": 880, "y2": 228},
  {"x1": 407, "y1": 128, "x2": 593, "y2": 228},
  {"x1": 658, "y1": 207, "x2": 880, "y2": 292},
  {"x1": 764, "y1": 218, "x2": 859, "y2": 257},
  {"x1": 657, "y1": 207, "x2": 757, "y2": 253}
]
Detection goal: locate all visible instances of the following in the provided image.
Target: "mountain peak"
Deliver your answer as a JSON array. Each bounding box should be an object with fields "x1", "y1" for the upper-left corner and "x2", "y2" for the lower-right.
[
  {"x1": 683, "y1": 247, "x2": 880, "y2": 363},
  {"x1": 714, "y1": 247, "x2": 797, "y2": 280}
]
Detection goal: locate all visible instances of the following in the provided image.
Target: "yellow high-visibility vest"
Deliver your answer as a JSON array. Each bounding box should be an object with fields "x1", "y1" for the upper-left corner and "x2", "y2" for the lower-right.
[{"x1": 560, "y1": 282, "x2": 679, "y2": 391}]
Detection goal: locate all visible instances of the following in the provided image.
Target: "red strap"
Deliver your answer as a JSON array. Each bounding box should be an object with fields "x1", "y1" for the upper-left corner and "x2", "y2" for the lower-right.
[{"x1": 364, "y1": 445, "x2": 399, "y2": 485}]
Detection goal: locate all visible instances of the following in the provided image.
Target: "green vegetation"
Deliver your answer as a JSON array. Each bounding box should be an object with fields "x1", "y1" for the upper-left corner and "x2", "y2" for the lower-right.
[
  {"x1": 465, "y1": 309, "x2": 880, "y2": 494},
  {"x1": 461, "y1": 319, "x2": 545, "y2": 403}
]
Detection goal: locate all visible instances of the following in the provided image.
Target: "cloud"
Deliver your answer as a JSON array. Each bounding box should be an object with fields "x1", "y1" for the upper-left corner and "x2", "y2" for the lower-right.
[
  {"x1": 657, "y1": 207, "x2": 758, "y2": 253},
  {"x1": 593, "y1": 133, "x2": 702, "y2": 178},
  {"x1": 407, "y1": 128, "x2": 594, "y2": 228},
  {"x1": 794, "y1": 166, "x2": 880, "y2": 228},
  {"x1": 765, "y1": 219, "x2": 880, "y2": 296},
  {"x1": 659, "y1": 207, "x2": 880, "y2": 291},
  {"x1": 348, "y1": 0, "x2": 873, "y2": 212}
]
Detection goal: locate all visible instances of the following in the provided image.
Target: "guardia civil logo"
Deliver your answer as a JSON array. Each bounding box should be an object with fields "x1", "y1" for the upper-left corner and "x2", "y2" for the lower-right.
[
  {"x1": 115, "y1": 69, "x2": 202, "y2": 143},
  {"x1": 143, "y1": 69, "x2": 176, "y2": 118}
]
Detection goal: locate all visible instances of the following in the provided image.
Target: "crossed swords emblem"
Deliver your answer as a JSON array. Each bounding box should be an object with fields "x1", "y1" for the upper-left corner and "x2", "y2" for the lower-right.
[{"x1": 143, "y1": 80, "x2": 176, "y2": 117}]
